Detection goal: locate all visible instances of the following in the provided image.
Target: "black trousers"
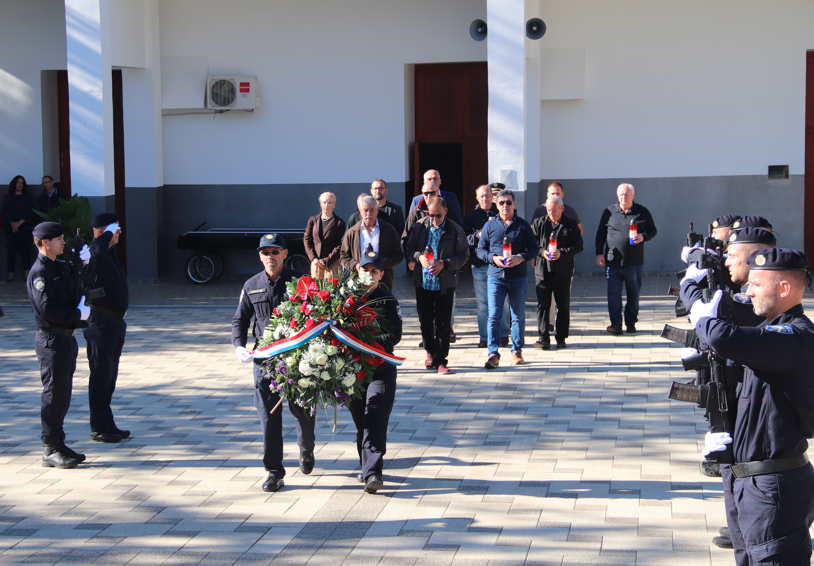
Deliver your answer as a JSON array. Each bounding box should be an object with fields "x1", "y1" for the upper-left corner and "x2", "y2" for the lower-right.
[
  {"x1": 348, "y1": 367, "x2": 397, "y2": 481},
  {"x1": 415, "y1": 287, "x2": 454, "y2": 366},
  {"x1": 84, "y1": 311, "x2": 126, "y2": 433},
  {"x1": 535, "y1": 276, "x2": 572, "y2": 340},
  {"x1": 34, "y1": 332, "x2": 77, "y2": 445},
  {"x1": 253, "y1": 363, "x2": 316, "y2": 477}
]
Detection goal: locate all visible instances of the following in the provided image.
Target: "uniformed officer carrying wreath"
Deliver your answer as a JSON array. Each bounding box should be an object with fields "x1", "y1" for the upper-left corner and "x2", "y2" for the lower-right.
[
  {"x1": 26, "y1": 221, "x2": 90, "y2": 469},
  {"x1": 84, "y1": 213, "x2": 130, "y2": 443},
  {"x1": 689, "y1": 248, "x2": 814, "y2": 565},
  {"x1": 232, "y1": 234, "x2": 316, "y2": 492}
]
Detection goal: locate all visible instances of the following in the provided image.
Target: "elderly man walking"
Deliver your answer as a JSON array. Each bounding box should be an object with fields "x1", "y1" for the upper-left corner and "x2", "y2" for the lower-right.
[{"x1": 594, "y1": 183, "x2": 657, "y2": 335}]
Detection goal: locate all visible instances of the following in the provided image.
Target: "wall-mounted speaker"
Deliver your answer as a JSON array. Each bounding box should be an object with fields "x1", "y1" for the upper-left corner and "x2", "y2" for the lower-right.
[
  {"x1": 470, "y1": 19, "x2": 487, "y2": 41},
  {"x1": 526, "y1": 18, "x2": 546, "y2": 40}
]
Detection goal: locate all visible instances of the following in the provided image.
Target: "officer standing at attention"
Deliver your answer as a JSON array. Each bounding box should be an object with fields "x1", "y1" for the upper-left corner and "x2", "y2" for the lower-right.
[
  {"x1": 84, "y1": 213, "x2": 130, "y2": 443},
  {"x1": 348, "y1": 249, "x2": 402, "y2": 493},
  {"x1": 232, "y1": 234, "x2": 316, "y2": 492},
  {"x1": 27, "y1": 221, "x2": 90, "y2": 468},
  {"x1": 690, "y1": 248, "x2": 814, "y2": 566}
]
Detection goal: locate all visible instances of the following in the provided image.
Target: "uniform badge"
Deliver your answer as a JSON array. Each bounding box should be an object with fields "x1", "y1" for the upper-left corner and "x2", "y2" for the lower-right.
[
  {"x1": 34, "y1": 277, "x2": 45, "y2": 291},
  {"x1": 712, "y1": 220, "x2": 719, "y2": 228},
  {"x1": 729, "y1": 234, "x2": 737, "y2": 242},
  {"x1": 755, "y1": 255, "x2": 766, "y2": 266},
  {"x1": 249, "y1": 289, "x2": 265, "y2": 294},
  {"x1": 766, "y1": 324, "x2": 793, "y2": 334},
  {"x1": 733, "y1": 293, "x2": 751, "y2": 304},
  {"x1": 733, "y1": 221, "x2": 740, "y2": 228},
  {"x1": 397, "y1": 306, "x2": 402, "y2": 320}
]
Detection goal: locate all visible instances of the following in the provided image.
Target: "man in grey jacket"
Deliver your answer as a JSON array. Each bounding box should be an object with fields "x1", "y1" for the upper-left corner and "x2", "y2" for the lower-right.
[{"x1": 405, "y1": 197, "x2": 469, "y2": 374}]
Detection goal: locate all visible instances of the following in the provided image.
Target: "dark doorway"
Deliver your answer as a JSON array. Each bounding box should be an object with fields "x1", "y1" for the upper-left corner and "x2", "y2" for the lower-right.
[
  {"x1": 56, "y1": 71, "x2": 71, "y2": 198},
  {"x1": 806, "y1": 51, "x2": 814, "y2": 260},
  {"x1": 417, "y1": 143, "x2": 464, "y2": 212},
  {"x1": 112, "y1": 69, "x2": 127, "y2": 273}
]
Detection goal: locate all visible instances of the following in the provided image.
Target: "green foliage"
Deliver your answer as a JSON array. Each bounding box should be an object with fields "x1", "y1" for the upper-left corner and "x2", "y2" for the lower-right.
[{"x1": 32, "y1": 194, "x2": 93, "y2": 244}]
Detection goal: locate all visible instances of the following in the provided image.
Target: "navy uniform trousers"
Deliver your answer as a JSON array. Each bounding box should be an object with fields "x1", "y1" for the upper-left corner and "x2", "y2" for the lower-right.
[
  {"x1": 722, "y1": 463, "x2": 814, "y2": 566},
  {"x1": 34, "y1": 332, "x2": 77, "y2": 445},
  {"x1": 84, "y1": 311, "x2": 126, "y2": 433},
  {"x1": 252, "y1": 363, "x2": 315, "y2": 477},
  {"x1": 348, "y1": 365, "x2": 397, "y2": 481}
]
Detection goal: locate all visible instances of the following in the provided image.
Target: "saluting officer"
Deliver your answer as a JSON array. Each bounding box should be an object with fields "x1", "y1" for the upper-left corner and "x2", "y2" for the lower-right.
[
  {"x1": 232, "y1": 234, "x2": 316, "y2": 492},
  {"x1": 27, "y1": 221, "x2": 90, "y2": 468},
  {"x1": 349, "y1": 250, "x2": 402, "y2": 493},
  {"x1": 83, "y1": 213, "x2": 130, "y2": 443},
  {"x1": 690, "y1": 248, "x2": 814, "y2": 566}
]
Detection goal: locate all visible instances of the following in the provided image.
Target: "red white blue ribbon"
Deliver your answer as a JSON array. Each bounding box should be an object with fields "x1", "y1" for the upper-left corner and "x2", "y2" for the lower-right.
[{"x1": 251, "y1": 320, "x2": 405, "y2": 366}]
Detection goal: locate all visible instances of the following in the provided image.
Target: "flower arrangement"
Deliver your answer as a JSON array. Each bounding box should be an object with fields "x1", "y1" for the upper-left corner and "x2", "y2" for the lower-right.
[{"x1": 252, "y1": 272, "x2": 399, "y2": 413}]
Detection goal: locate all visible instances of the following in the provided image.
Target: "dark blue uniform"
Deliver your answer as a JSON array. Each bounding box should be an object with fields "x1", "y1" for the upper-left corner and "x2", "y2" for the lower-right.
[
  {"x1": 231, "y1": 267, "x2": 315, "y2": 477},
  {"x1": 26, "y1": 253, "x2": 82, "y2": 445},
  {"x1": 680, "y1": 279, "x2": 765, "y2": 328},
  {"x1": 83, "y1": 232, "x2": 129, "y2": 434},
  {"x1": 696, "y1": 307, "x2": 814, "y2": 565},
  {"x1": 348, "y1": 286, "x2": 402, "y2": 482}
]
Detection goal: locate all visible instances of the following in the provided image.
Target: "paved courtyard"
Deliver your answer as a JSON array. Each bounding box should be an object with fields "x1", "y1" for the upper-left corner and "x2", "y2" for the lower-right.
[{"x1": 1, "y1": 275, "x2": 812, "y2": 565}]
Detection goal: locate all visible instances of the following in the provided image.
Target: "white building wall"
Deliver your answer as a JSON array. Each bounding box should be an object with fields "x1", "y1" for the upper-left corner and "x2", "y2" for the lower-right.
[
  {"x1": 536, "y1": 0, "x2": 814, "y2": 180},
  {"x1": 158, "y1": 0, "x2": 487, "y2": 186}
]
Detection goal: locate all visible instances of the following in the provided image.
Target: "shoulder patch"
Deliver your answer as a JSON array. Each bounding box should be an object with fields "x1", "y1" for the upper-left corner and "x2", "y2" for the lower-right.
[
  {"x1": 733, "y1": 293, "x2": 752, "y2": 304},
  {"x1": 766, "y1": 324, "x2": 794, "y2": 334},
  {"x1": 397, "y1": 305, "x2": 402, "y2": 321},
  {"x1": 34, "y1": 277, "x2": 45, "y2": 291},
  {"x1": 248, "y1": 289, "x2": 265, "y2": 294}
]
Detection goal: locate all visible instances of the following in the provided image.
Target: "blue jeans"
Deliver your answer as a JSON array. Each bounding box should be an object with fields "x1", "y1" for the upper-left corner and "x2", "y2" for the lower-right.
[
  {"x1": 472, "y1": 266, "x2": 509, "y2": 341},
  {"x1": 487, "y1": 275, "x2": 527, "y2": 356},
  {"x1": 606, "y1": 263, "x2": 643, "y2": 327}
]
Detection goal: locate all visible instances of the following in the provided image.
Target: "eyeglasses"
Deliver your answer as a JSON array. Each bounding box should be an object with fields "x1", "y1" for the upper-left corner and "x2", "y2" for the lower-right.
[
  {"x1": 497, "y1": 200, "x2": 514, "y2": 206},
  {"x1": 428, "y1": 213, "x2": 444, "y2": 219},
  {"x1": 260, "y1": 249, "x2": 283, "y2": 256},
  {"x1": 422, "y1": 191, "x2": 437, "y2": 196}
]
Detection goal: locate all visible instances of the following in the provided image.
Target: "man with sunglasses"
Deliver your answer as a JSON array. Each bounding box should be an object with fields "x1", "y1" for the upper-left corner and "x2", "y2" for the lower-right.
[
  {"x1": 408, "y1": 170, "x2": 463, "y2": 227},
  {"x1": 232, "y1": 234, "x2": 316, "y2": 493},
  {"x1": 476, "y1": 190, "x2": 538, "y2": 368}
]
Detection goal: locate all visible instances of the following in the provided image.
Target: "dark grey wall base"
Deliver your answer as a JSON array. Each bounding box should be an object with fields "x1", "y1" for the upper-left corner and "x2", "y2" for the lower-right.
[
  {"x1": 533, "y1": 175, "x2": 804, "y2": 273},
  {"x1": 125, "y1": 186, "x2": 165, "y2": 279}
]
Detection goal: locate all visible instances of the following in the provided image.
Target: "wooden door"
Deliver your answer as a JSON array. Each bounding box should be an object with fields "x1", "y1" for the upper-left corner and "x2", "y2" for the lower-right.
[
  {"x1": 805, "y1": 52, "x2": 814, "y2": 260},
  {"x1": 112, "y1": 69, "x2": 127, "y2": 273},
  {"x1": 56, "y1": 71, "x2": 71, "y2": 198}
]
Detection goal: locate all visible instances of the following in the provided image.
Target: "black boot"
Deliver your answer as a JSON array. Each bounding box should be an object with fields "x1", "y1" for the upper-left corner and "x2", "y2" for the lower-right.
[
  {"x1": 42, "y1": 444, "x2": 79, "y2": 469},
  {"x1": 60, "y1": 432, "x2": 86, "y2": 462}
]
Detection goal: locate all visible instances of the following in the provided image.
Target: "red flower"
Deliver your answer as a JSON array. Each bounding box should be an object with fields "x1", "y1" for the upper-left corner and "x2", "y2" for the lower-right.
[
  {"x1": 330, "y1": 337, "x2": 341, "y2": 346},
  {"x1": 296, "y1": 276, "x2": 319, "y2": 301},
  {"x1": 305, "y1": 319, "x2": 316, "y2": 330},
  {"x1": 272, "y1": 307, "x2": 279, "y2": 316},
  {"x1": 289, "y1": 318, "x2": 298, "y2": 329},
  {"x1": 354, "y1": 306, "x2": 377, "y2": 328},
  {"x1": 361, "y1": 295, "x2": 369, "y2": 304},
  {"x1": 345, "y1": 296, "x2": 357, "y2": 308},
  {"x1": 318, "y1": 290, "x2": 331, "y2": 301},
  {"x1": 300, "y1": 302, "x2": 312, "y2": 315},
  {"x1": 343, "y1": 306, "x2": 353, "y2": 314},
  {"x1": 356, "y1": 370, "x2": 367, "y2": 380},
  {"x1": 352, "y1": 353, "x2": 361, "y2": 362},
  {"x1": 370, "y1": 342, "x2": 385, "y2": 353},
  {"x1": 368, "y1": 355, "x2": 385, "y2": 367},
  {"x1": 328, "y1": 277, "x2": 339, "y2": 287},
  {"x1": 289, "y1": 294, "x2": 299, "y2": 302}
]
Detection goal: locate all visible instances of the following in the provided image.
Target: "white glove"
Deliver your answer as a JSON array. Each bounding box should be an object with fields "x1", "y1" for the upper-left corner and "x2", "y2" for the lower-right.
[
  {"x1": 681, "y1": 264, "x2": 709, "y2": 286},
  {"x1": 78, "y1": 296, "x2": 90, "y2": 321},
  {"x1": 79, "y1": 244, "x2": 90, "y2": 265},
  {"x1": 235, "y1": 346, "x2": 254, "y2": 363},
  {"x1": 702, "y1": 431, "x2": 732, "y2": 457},
  {"x1": 681, "y1": 347, "x2": 699, "y2": 360},
  {"x1": 689, "y1": 289, "x2": 723, "y2": 327},
  {"x1": 680, "y1": 242, "x2": 701, "y2": 263},
  {"x1": 104, "y1": 223, "x2": 120, "y2": 235}
]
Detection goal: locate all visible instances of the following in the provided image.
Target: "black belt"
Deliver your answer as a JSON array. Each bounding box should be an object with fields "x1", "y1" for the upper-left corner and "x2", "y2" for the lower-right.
[
  {"x1": 37, "y1": 327, "x2": 75, "y2": 337},
  {"x1": 731, "y1": 453, "x2": 809, "y2": 479},
  {"x1": 89, "y1": 305, "x2": 127, "y2": 319}
]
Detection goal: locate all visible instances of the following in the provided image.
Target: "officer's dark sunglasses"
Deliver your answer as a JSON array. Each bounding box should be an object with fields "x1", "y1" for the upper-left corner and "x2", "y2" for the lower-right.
[
  {"x1": 428, "y1": 213, "x2": 444, "y2": 218},
  {"x1": 497, "y1": 200, "x2": 514, "y2": 206},
  {"x1": 260, "y1": 249, "x2": 283, "y2": 256}
]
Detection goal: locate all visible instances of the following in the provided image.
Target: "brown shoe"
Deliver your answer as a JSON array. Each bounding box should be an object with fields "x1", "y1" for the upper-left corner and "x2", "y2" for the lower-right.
[
  {"x1": 437, "y1": 364, "x2": 451, "y2": 374},
  {"x1": 484, "y1": 354, "x2": 500, "y2": 370},
  {"x1": 424, "y1": 353, "x2": 434, "y2": 369},
  {"x1": 512, "y1": 351, "x2": 524, "y2": 365}
]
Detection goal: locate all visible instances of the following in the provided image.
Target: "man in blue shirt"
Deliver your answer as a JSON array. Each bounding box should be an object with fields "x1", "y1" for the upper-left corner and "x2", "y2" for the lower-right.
[{"x1": 476, "y1": 190, "x2": 538, "y2": 368}]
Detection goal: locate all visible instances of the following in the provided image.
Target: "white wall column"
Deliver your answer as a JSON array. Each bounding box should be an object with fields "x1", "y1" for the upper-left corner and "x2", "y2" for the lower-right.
[
  {"x1": 64, "y1": 0, "x2": 114, "y2": 199},
  {"x1": 487, "y1": 0, "x2": 526, "y2": 211}
]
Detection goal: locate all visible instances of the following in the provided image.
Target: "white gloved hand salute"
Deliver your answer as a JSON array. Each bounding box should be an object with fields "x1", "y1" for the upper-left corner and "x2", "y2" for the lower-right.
[
  {"x1": 235, "y1": 346, "x2": 254, "y2": 363},
  {"x1": 690, "y1": 289, "x2": 723, "y2": 327},
  {"x1": 702, "y1": 431, "x2": 732, "y2": 457},
  {"x1": 79, "y1": 244, "x2": 90, "y2": 265},
  {"x1": 78, "y1": 295, "x2": 90, "y2": 321},
  {"x1": 104, "y1": 223, "x2": 120, "y2": 235}
]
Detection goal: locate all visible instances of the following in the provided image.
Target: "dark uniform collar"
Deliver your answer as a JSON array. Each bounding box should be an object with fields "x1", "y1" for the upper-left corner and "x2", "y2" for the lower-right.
[{"x1": 765, "y1": 304, "x2": 805, "y2": 326}]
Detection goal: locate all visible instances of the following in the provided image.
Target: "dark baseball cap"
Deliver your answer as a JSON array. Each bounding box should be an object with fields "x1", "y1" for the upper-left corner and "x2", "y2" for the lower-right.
[{"x1": 257, "y1": 233, "x2": 286, "y2": 250}]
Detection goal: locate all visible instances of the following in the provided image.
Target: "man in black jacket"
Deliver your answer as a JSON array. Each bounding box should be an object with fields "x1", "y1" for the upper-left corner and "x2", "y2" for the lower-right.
[
  {"x1": 594, "y1": 183, "x2": 657, "y2": 335},
  {"x1": 532, "y1": 196, "x2": 583, "y2": 349}
]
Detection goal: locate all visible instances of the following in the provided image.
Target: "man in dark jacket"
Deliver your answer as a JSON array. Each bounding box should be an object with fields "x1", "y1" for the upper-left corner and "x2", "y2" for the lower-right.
[
  {"x1": 594, "y1": 183, "x2": 657, "y2": 335},
  {"x1": 531, "y1": 196, "x2": 583, "y2": 349},
  {"x1": 407, "y1": 170, "x2": 463, "y2": 227},
  {"x1": 36, "y1": 176, "x2": 61, "y2": 221},
  {"x1": 405, "y1": 197, "x2": 469, "y2": 373},
  {"x1": 340, "y1": 196, "x2": 403, "y2": 290}
]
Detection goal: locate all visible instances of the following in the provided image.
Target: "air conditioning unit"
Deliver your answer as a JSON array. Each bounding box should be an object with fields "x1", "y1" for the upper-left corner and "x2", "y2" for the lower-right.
[{"x1": 206, "y1": 75, "x2": 260, "y2": 111}]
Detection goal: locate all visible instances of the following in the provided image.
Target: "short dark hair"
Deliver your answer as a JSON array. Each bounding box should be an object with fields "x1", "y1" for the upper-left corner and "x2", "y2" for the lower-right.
[
  {"x1": 42, "y1": 175, "x2": 53, "y2": 183},
  {"x1": 33, "y1": 237, "x2": 42, "y2": 247},
  {"x1": 496, "y1": 189, "x2": 515, "y2": 202},
  {"x1": 8, "y1": 175, "x2": 27, "y2": 195},
  {"x1": 548, "y1": 181, "x2": 564, "y2": 192},
  {"x1": 372, "y1": 178, "x2": 387, "y2": 188}
]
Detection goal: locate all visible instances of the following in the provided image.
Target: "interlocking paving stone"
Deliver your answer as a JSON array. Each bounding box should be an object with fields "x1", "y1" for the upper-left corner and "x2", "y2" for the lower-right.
[{"x1": 3, "y1": 277, "x2": 814, "y2": 565}]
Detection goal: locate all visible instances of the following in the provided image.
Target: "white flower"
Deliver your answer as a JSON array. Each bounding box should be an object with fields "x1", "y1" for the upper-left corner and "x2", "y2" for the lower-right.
[
  {"x1": 346, "y1": 279, "x2": 356, "y2": 290},
  {"x1": 298, "y1": 378, "x2": 313, "y2": 388},
  {"x1": 298, "y1": 361, "x2": 313, "y2": 376},
  {"x1": 342, "y1": 374, "x2": 356, "y2": 388},
  {"x1": 308, "y1": 342, "x2": 324, "y2": 356},
  {"x1": 313, "y1": 353, "x2": 329, "y2": 366},
  {"x1": 358, "y1": 272, "x2": 373, "y2": 285},
  {"x1": 263, "y1": 328, "x2": 273, "y2": 341},
  {"x1": 285, "y1": 356, "x2": 296, "y2": 367},
  {"x1": 334, "y1": 359, "x2": 345, "y2": 370},
  {"x1": 273, "y1": 328, "x2": 283, "y2": 340},
  {"x1": 325, "y1": 345, "x2": 337, "y2": 356},
  {"x1": 320, "y1": 371, "x2": 332, "y2": 381}
]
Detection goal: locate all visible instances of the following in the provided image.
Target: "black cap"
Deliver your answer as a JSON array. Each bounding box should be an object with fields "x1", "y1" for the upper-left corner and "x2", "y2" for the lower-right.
[
  {"x1": 257, "y1": 233, "x2": 286, "y2": 250},
  {"x1": 488, "y1": 182, "x2": 505, "y2": 193},
  {"x1": 712, "y1": 214, "x2": 740, "y2": 228},
  {"x1": 732, "y1": 216, "x2": 772, "y2": 231},
  {"x1": 91, "y1": 212, "x2": 119, "y2": 228},
  {"x1": 728, "y1": 227, "x2": 776, "y2": 247},
  {"x1": 32, "y1": 221, "x2": 64, "y2": 240},
  {"x1": 359, "y1": 244, "x2": 383, "y2": 270},
  {"x1": 747, "y1": 248, "x2": 809, "y2": 271}
]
